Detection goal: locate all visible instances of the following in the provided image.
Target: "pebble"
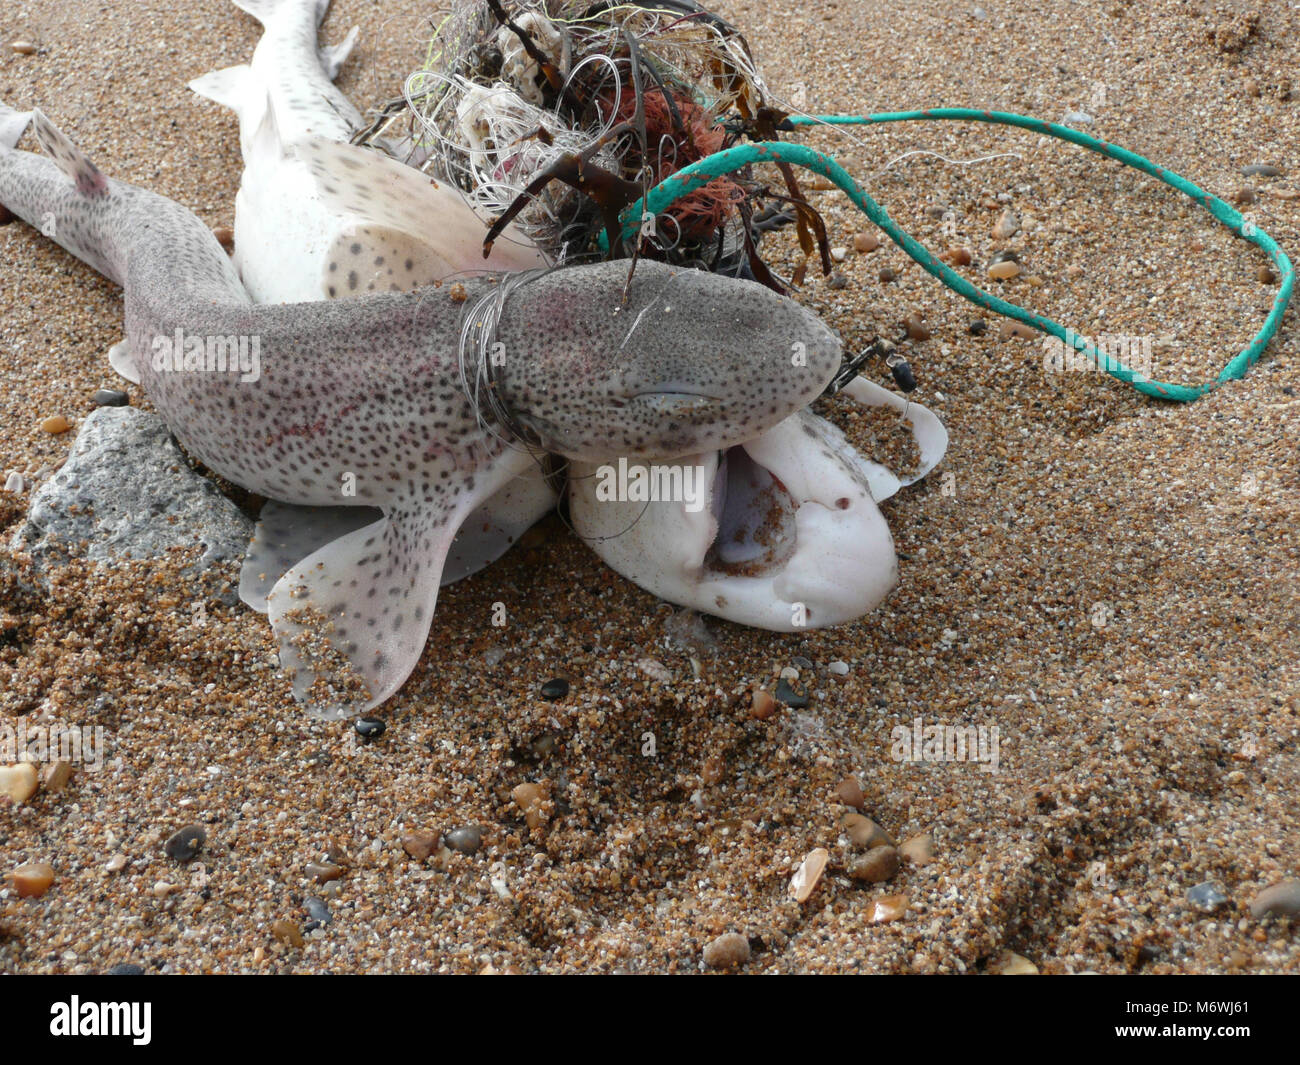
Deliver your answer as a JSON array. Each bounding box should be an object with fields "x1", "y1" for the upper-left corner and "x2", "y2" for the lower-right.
[
  {"x1": 0, "y1": 763, "x2": 39, "y2": 803},
  {"x1": 830, "y1": 246, "x2": 847, "y2": 262},
  {"x1": 444, "y1": 826, "x2": 482, "y2": 855},
  {"x1": 999, "y1": 321, "x2": 1038, "y2": 340},
  {"x1": 164, "y1": 825, "x2": 206, "y2": 862},
  {"x1": 448, "y1": 281, "x2": 468, "y2": 302},
  {"x1": 105, "y1": 854, "x2": 127, "y2": 874},
  {"x1": 4, "y1": 471, "x2": 23, "y2": 493},
  {"x1": 1244, "y1": 78, "x2": 1261, "y2": 98},
  {"x1": 1233, "y1": 187, "x2": 1257, "y2": 205},
  {"x1": 42, "y1": 760, "x2": 72, "y2": 793},
  {"x1": 636, "y1": 657, "x2": 673, "y2": 684},
  {"x1": 944, "y1": 245, "x2": 972, "y2": 266},
  {"x1": 306, "y1": 861, "x2": 344, "y2": 883},
  {"x1": 904, "y1": 313, "x2": 931, "y2": 341},
  {"x1": 1249, "y1": 879, "x2": 1300, "y2": 919},
  {"x1": 990, "y1": 951, "x2": 1038, "y2": 974},
  {"x1": 774, "y1": 677, "x2": 809, "y2": 708},
  {"x1": 304, "y1": 896, "x2": 332, "y2": 925},
  {"x1": 750, "y1": 688, "x2": 777, "y2": 720},
  {"x1": 878, "y1": 267, "x2": 897, "y2": 283},
  {"x1": 401, "y1": 830, "x2": 440, "y2": 861},
  {"x1": 899, "y1": 832, "x2": 936, "y2": 867},
  {"x1": 40, "y1": 414, "x2": 72, "y2": 434},
  {"x1": 91, "y1": 388, "x2": 129, "y2": 407},
  {"x1": 353, "y1": 716, "x2": 386, "y2": 740},
  {"x1": 868, "y1": 893, "x2": 908, "y2": 923},
  {"x1": 849, "y1": 845, "x2": 900, "y2": 883},
  {"x1": 512, "y1": 783, "x2": 545, "y2": 829},
  {"x1": 827, "y1": 660, "x2": 849, "y2": 676},
  {"x1": 789, "y1": 847, "x2": 829, "y2": 903},
  {"x1": 827, "y1": 272, "x2": 848, "y2": 290},
  {"x1": 271, "y1": 919, "x2": 304, "y2": 948},
  {"x1": 987, "y1": 259, "x2": 1022, "y2": 281},
  {"x1": 105, "y1": 963, "x2": 145, "y2": 975},
  {"x1": 993, "y1": 208, "x2": 1021, "y2": 239},
  {"x1": 702, "y1": 932, "x2": 751, "y2": 969},
  {"x1": 540, "y1": 677, "x2": 569, "y2": 700},
  {"x1": 10, "y1": 40, "x2": 38, "y2": 55},
  {"x1": 969, "y1": 319, "x2": 988, "y2": 336},
  {"x1": 841, "y1": 812, "x2": 895, "y2": 850},
  {"x1": 11, "y1": 863, "x2": 54, "y2": 898},
  {"x1": 1257, "y1": 265, "x2": 1276, "y2": 284},
  {"x1": 153, "y1": 881, "x2": 180, "y2": 898},
  {"x1": 853, "y1": 232, "x2": 879, "y2": 253},
  {"x1": 1241, "y1": 164, "x2": 1282, "y2": 177},
  {"x1": 1186, "y1": 880, "x2": 1229, "y2": 911},
  {"x1": 835, "y1": 775, "x2": 865, "y2": 810}
]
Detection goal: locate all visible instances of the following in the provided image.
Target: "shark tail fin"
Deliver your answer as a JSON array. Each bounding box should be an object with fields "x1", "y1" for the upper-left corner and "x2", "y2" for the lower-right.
[
  {"x1": 0, "y1": 105, "x2": 33, "y2": 150},
  {"x1": 30, "y1": 109, "x2": 108, "y2": 198}
]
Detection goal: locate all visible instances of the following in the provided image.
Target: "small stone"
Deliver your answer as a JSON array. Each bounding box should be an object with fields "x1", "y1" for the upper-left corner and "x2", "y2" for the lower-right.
[
  {"x1": 164, "y1": 825, "x2": 205, "y2": 862},
  {"x1": 993, "y1": 208, "x2": 1020, "y2": 239},
  {"x1": 904, "y1": 313, "x2": 931, "y2": 341},
  {"x1": 211, "y1": 225, "x2": 234, "y2": 250},
  {"x1": 853, "y1": 232, "x2": 880, "y2": 253},
  {"x1": 271, "y1": 919, "x2": 304, "y2": 948},
  {"x1": 1244, "y1": 78, "x2": 1261, "y2": 97},
  {"x1": 827, "y1": 271, "x2": 849, "y2": 290},
  {"x1": 1249, "y1": 879, "x2": 1300, "y2": 919},
  {"x1": 878, "y1": 267, "x2": 897, "y2": 283},
  {"x1": 841, "y1": 812, "x2": 896, "y2": 850},
  {"x1": 105, "y1": 963, "x2": 145, "y2": 975},
  {"x1": 701, "y1": 755, "x2": 724, "y2": 786},
  {"x1": 152, "y1": 881, "x2": 180, "y2": 898},
  {"x1": 449, "y1": 281, "x2": 468, "y2": 302},
  {"x1": 868, "y1": 893, "x2": 908, "y2": 923},
  {"x1": 1257, "y1": 265, "x2": 1276, "y2": 284},
  {"x1": 4, "y1": 471, "x2": 23, "y2": 493},
  {"x1": 0, "y1": 763, "x2": 39, "y2": 803},
  {"x1": 850, "y1": 845, "x2": 900, "y2": 883},
  {"x1": 899, "y1": 832, "x2": 936, "y2": 867},
  {"x1": 9, "y1": 41, "x2": 38, "y2": 55},
  {"x1": 945, "y1": 245, "x2": 972, "y2": 266},
  {"x1": 1241, "y1": 164, "x2": 1282, "y2": 177},
  {"x1": 40, "y1": 414, "x2": 72, "y2": 434},
  {"x1": 636, "y1": 657, "x2": 673, "y2": 684},
  {"x1": 830, "y1": 246, "x2": 847, "y2": 262},
  {"x1": 91, "y1": 388, "x2": 129, "y2": 407},
  {"x1": 11, "y1": 863, "x2": 54, "y2": 898},
  {"x1": 750, "y1": 688, "x2": 777, "y2": 720},
  {"x1": 827, "y1": 660, "x2": 849, "y2": 676},
  {"x1": 105, "y1": 854, "x2": 127, "y2": 874},
  {"x1": 702, "y1": 932, "x2": 751, "y2": 969},
  {"x1": 1233, "y1": 187, "x2": 1257, "y2": 205},
  {"x1": 444, "y1": 826, "x2": 482, "y2": 855},
  {"x1": 540, "y1": 677, "x2": 569, "y2": 700},
  {"x1": 969, "y1": 319, "x2": 988, "y2": 336},
  {"x1": 304, "y1": 896, "x2": 332, "y2": 925},
  {"x1": 306, "y1": 861, "x2": 344, "y2": 883},
  {"x1": 774, "y1": 677, "x2": 809, "y2": 708},
  {"x1": 789, "y1": 847, "x2": 829, "y2": 903},
  {"x1": 835, "y1": 776, "x2": 865, "y2": 810},
  {"x1": 987, "y1": 259, "x2": 1022, "y2": 280},
  {"x1": 1186, "y1": 880, "x2": 1229, "y2": 911},
  {"x1": 42, "y1": 760, "x2": 72, "y2": 793},
  {"x1": 401, "y1": 830, "x2": 440, "y2": 861},
  {"x1": 999, "y1": 321, "x2": 1038, "y2": 340},
  {"x1": 353, "y1": 716, "x2": 386, "y2": 740},
  {"x1": 990, "y1": 951, "x2": 1038, "y2": 974}
]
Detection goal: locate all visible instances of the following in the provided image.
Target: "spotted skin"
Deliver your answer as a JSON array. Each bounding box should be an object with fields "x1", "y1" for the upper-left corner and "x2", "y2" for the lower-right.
[{"x1": 0, "y1": 106, "x2": 841, "y2": 715}]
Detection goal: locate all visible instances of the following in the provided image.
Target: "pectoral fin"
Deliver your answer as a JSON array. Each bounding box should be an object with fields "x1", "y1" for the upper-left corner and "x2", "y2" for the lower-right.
[{"x1": 838, "y1": 377, "x2": 948, "y2": 497}]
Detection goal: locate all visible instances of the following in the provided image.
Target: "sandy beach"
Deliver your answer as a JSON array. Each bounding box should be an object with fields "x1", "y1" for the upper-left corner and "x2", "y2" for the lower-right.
[{"x1": 1, "y1": 0, "x2": 1297, "y2": 973}]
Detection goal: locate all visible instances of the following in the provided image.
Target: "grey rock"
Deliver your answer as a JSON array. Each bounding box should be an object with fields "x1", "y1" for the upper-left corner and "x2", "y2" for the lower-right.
[{"x1": 11, "y1": 407, "x2": 251, "y2": 601}]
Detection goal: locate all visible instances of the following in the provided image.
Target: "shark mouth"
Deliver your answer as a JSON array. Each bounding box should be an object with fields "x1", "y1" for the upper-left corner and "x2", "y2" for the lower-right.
[{"x1": 567, "y1": 377, "x2": 949, "y2": 632}]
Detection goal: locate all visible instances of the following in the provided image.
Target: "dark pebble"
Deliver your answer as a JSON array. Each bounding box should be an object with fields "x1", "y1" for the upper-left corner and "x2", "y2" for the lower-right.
[
  {"x1": 775, "y1": 677, "x2": 810, "y2": 708},
  {"x1": 105, "y1": 963, "x2": 145, "y2": 975},
  {"x1": 878, "y1": 267, "x2": 897, "y2": 283},
  {"x1": 540, "y1": 678, "x2": 569, "y2": 700},
  {"x1": 791, "y1": 656, "x2": 815, "y2": 669},
  {"x1": 969, "y1": 319, "x2": 988, "y2": 336},
  {"x1": 444, "y1": 826, "x2": 482, "y2": 854},
  {"x1": 354, "y1": 716, "x2": 386, "y2": 740},
  {"x1": 164, "y1": 825, "x2": 206, "y2": 862},
  {"x1": 304, "y1": 896, "x2": 332, "y2": 925},
  {"x1": 91, "y1": 388, "x2": 129, "y2": 407},
  {"x1": 827, "y1": 272, "x2": 849, "y2": 290},
  {"x1": 1241, "y1": 164, "x2": 1282, "y2": 177}
]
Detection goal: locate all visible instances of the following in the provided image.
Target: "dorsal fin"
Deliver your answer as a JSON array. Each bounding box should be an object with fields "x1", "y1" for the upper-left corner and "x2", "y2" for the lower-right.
[
  {"x1": 30, "y1": 109, "x2": 108, "y2": 198},
  {"x1": 0, "y1": 105, "x2": 33, "y2": 150},
  {"x1": 188, "y1": 64, "x2": 256, "y2": 116}
]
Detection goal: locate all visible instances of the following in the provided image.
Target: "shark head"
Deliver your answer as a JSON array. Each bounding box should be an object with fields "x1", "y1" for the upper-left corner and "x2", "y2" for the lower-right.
[{"x1": 489, "y1": 261, "x2": 841, "y2": 463}]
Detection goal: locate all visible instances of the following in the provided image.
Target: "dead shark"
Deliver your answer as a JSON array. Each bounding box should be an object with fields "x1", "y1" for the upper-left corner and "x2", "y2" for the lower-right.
[{"x1": 0, "y1": 104, "x2": 840, "y2": 716}]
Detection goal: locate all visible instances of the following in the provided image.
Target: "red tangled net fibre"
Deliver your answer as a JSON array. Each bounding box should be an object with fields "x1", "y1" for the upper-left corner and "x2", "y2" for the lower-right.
[{"x1": 601, "y1": 85, "x2": 745, "y2": 243}]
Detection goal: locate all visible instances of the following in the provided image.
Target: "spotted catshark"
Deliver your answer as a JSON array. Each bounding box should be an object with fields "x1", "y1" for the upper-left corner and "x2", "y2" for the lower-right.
[
  {"x1": 0, "y1": 105, "x2": 840, "y2": 716},
  {"x1": 192, "y1": 0, "x2": 949, "y2": 633}
]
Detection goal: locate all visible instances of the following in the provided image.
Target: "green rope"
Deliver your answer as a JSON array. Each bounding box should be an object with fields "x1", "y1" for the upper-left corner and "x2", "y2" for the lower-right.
[{"x1": 605, "y1": 108, "x2": 1294, "y2": 402}]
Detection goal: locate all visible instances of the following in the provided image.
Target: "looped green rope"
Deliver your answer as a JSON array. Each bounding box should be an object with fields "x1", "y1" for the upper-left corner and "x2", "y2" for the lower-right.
[{"x1": 607, "y1": 108, "x2": 1294, "y2": 403}]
